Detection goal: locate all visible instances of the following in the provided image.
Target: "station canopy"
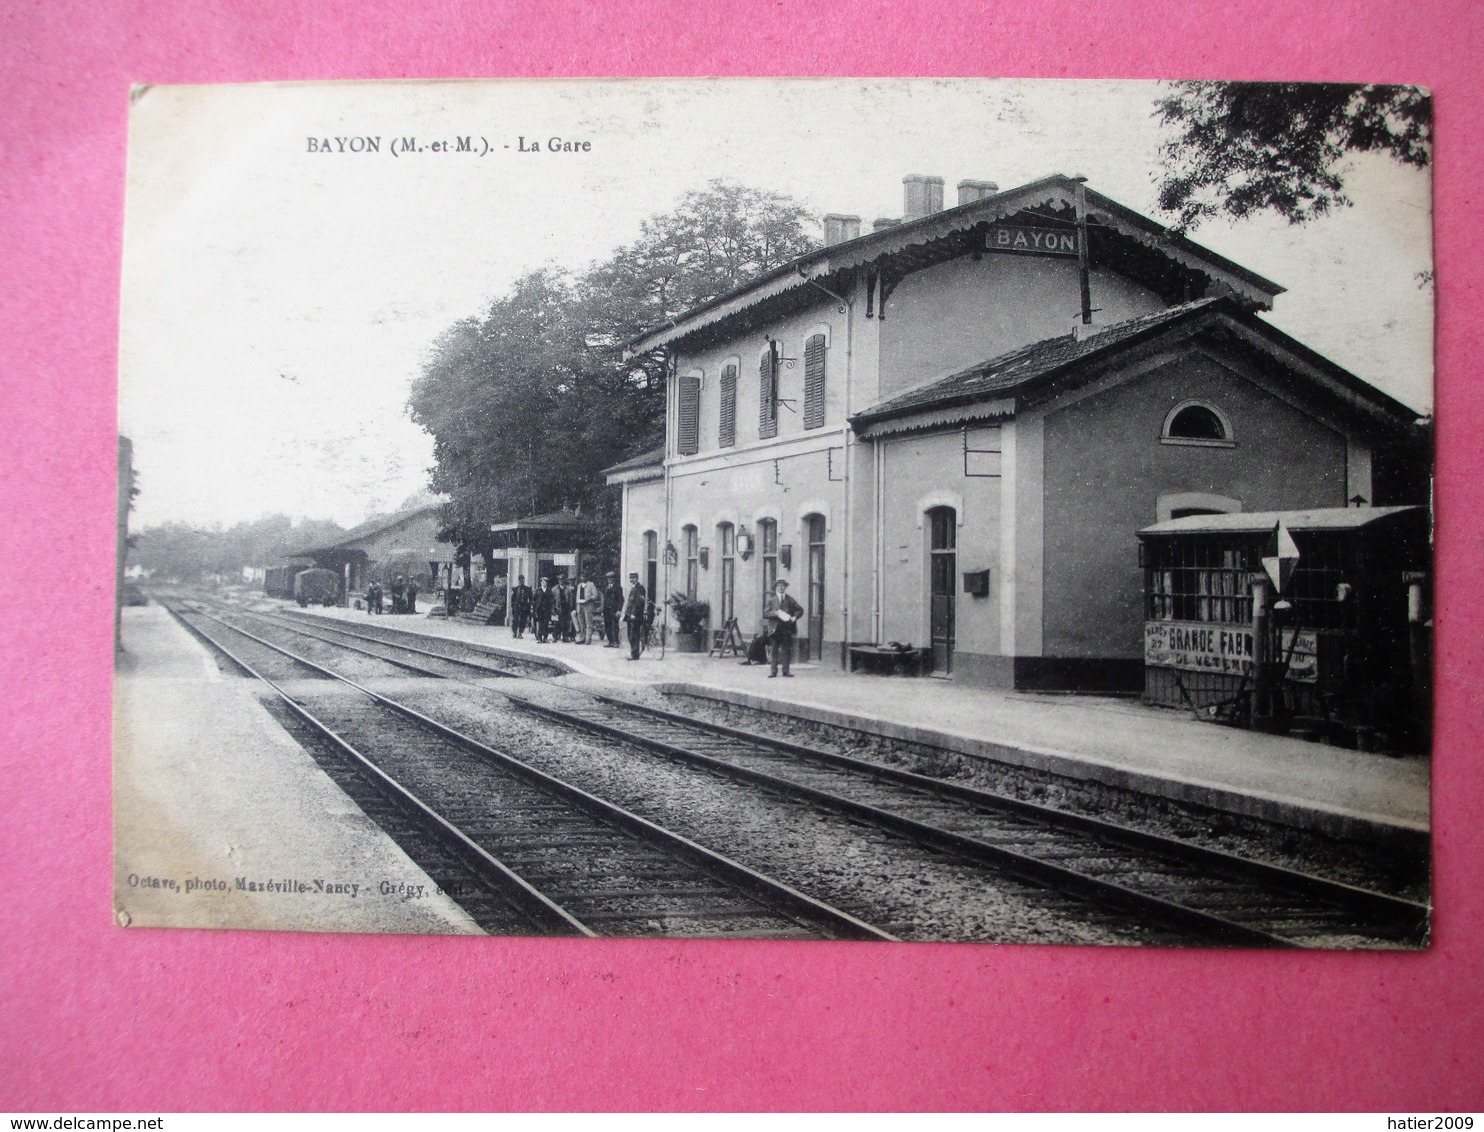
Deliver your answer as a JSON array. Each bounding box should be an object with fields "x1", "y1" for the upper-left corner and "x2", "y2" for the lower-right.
[
  {"x1": 487, "y1": 508, "x2": 601, "y2": 551},
  {"x1": 1139, "y1": 506, "x2": 1425, "y2": 538}
]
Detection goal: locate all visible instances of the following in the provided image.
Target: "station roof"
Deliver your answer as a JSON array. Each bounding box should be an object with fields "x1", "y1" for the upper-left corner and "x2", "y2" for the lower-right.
[
  {"x1": 1139, "y1": 506, "x2": 1425, "y2": 537},
  {"x1": 628, "y1": 174, "x2": 1284, "y2": 354},
  {"x1": 849, "y1": 298, "x2": 1421, "y2": 439},
  {"x1": 601, "y1": 446, "x2": 665, "y2": 485},
  {"x1": 488, "y1": 508, "x2": 601, "y2": 534},
  {"x1": 289, "y1": 503, "x2": 446, "y2": 558}
]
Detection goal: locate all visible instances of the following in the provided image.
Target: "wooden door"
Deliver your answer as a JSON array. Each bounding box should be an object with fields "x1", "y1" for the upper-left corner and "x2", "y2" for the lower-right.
[
  {"x1": 805, "y1": 515, "x2": 826, "y2": 662},
  {"x1": 929, "y1": 508, "x2": 956, "y2": 674}
]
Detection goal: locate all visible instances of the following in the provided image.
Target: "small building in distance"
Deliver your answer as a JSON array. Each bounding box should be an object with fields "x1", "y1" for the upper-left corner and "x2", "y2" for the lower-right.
[
  {"x1": 284, "y1": 503, "x2": 455, "y2": 605},
  {"x1": 606, "y1": 172, "x2": 1426, "y2": 692}
]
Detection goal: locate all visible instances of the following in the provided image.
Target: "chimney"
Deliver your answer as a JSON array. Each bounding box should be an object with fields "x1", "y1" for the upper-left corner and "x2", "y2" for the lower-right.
[
  {"x1": 957, "y1": 179, "x2": 999, "y2": 206},
  {"x1": 902, "y1": 175, "x2": 945, "y2": 220},
  {"x1": 873, "y1": 217, "x2": 901, "y2": 232},
  {"x1": 823, "y1": 213, "x2": 862, "y2": 246}
]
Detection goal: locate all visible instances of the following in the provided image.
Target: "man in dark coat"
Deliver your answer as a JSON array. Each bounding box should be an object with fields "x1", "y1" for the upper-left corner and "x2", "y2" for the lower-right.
[
  {"x1": 762, "y1": 578, "x2": 805, "y2": 677},
  {"x1": 510, "y1": 574, "x2": 533, "y2": 638},
  {"x1": 555, "y1": 577, "x2": 576, "y2": 642},
  {"x1": 532, "y1": 577, "x2": 555, "y2": 643},
  {"x1": 623, "y1": 571, "x2": 647, "y2": 660},
  {"x1": 389, "y1": 576, "x2": 406, "y2": 614},
  {"x1": 406, "y1": 578, "x2": 418, "y2": 615},
  {"x1": 602, "y1": 571, "x2": 624, "y2": 648}
]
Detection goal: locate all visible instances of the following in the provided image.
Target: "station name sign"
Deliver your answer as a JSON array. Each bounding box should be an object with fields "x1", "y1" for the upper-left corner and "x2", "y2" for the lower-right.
[
  {"x1": 983, "y1": 224, "x2": 1079, "y2": 257},
  {"x1": 1144, "y1": 620, "x2": 1319, "y2": 681}
]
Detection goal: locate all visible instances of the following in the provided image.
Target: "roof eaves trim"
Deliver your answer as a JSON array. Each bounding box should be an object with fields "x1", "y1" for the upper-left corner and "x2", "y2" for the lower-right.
[
  {"x1": 629, "y1": 174, "x2": 1284, "y2": 354},
  {"x1": 854, "y1": 398, "x2": 1016, "y2": 439},
  {"x1": 605, "y1": 464, "x2": 666, "y2": 485}
]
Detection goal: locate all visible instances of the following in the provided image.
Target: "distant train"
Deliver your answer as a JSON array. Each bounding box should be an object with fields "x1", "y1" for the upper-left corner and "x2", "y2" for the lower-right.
[
  {"x1": 264, "y1": 565, "x2": 341, "y2": 607},
  {"x1": 292, "y1": 568, "x2": 341, "y2": 607},
  {"x1": 263, "y1": 565, "x2": 301, "y2": 600}
]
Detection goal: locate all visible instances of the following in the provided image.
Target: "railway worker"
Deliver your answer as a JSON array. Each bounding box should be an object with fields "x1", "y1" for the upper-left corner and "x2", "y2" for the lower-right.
[
  {"x1": 623, "y1": 571, "x2": 647, "y2": 660},
  {"x1": 555, "y1": 576, "x2": 577, "y2": 642},
  {"x1": 406, "y1": 577, "x2": 418, "y2": 615},
  {"x1": 762, "y1": 578, "x2": 804, "y2": 678},
  {"x1": 510, "y1": 575, "x2": 533, "y2": 638},
  {"x1": 533, "y1": 577, "x2": 555, "y2": 643},
  {"x1": 575, "y1": 574, "x2": 600, "y2": 644},
  {"x1": 390, "y1": 576, "x2": 406, "y2": 615},
  {"x1": 602, "y1": 571, "x2": 623, "y2": 647}
]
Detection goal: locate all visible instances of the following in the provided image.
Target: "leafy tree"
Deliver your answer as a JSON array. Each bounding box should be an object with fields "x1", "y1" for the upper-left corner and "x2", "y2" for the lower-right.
[
  {"x1": 408, "y1": 180, "x2": 820, "y2": 562},
  {"x1": 1154, "y1": 82, "x2": 1431, "y2": 230},
  {"x1": 130, "y1": 515, "x2": 346, "y2": 582}
]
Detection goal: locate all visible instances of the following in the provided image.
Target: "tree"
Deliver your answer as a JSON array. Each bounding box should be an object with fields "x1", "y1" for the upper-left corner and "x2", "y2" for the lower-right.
[
  {"x1": 1154, "y1": 82, "x2": 1431, "y2": 230},
  {"x1": 407, "y1": 180, "x2": 819, "y2": 562},
  {"x1": 129, "y1": 514, "x2": 346, "y2": 582}
]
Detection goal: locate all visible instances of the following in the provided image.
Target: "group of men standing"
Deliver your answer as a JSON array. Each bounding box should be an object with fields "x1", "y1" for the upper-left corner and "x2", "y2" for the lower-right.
[
  {"x1": 494, "y1": 569, "x2": 802, "y2": 675},
  {"x1": 508, "y1": 571, "x2": 643, "y2": 651},
  {"x1": 363, "y1": 576, "x2": 417, "y2": 615}
]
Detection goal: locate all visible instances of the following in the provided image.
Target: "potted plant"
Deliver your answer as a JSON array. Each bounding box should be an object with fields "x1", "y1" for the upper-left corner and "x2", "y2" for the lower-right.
[{"x1": 666, "y1": 592, "x2": 710, "y2": 653}]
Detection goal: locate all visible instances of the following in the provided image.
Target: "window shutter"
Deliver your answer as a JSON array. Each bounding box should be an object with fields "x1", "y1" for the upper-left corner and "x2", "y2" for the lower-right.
[
  {"x1": 719, "y1": 364, "x2": 737, "y2": 447},
  {"x1": 677, "y1": 375, "x2": 701, "y2": 455},
  {"x1": 759, "y1": 352, "x2": 778, "y2": 439},
  {"x1": 803, "y1": 334, "x2": 826, "y2": 429}
]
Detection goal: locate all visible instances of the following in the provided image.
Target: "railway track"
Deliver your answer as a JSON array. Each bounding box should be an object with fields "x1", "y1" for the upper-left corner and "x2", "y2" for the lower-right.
[
  {"x1": 191, "y1": 599, "x2": 1430, "y2": 947},
  {"x1": 166, "y1": 601, "x2": 894, "y2": 941}
]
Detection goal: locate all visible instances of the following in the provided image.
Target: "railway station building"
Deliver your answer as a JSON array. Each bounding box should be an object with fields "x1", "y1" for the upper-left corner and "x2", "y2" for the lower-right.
[
  {"x1": 288, "y1": 502, "x2": 456, "y2": 604},
  {"x1": 605, "y1": 173, "x2": 1425, "y2": 691}
]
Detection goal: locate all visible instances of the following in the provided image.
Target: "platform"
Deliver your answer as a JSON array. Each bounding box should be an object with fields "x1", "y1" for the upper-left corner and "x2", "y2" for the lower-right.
[
  {"x1": 295, "y1": 601, "x2": 1431, "y2": 851},
  {"x1": 113, "y1": 604, "x2": 482, "y2": 934}
]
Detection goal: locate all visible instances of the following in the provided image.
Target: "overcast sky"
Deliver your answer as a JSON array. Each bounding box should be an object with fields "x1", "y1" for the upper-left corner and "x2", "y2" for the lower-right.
[{"x1": 119, "y1": 78, "x2": 1434, "y2": 531}]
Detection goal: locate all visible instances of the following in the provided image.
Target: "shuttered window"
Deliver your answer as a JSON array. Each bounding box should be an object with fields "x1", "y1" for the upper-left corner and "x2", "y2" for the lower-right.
[
  {"x1": 718, "y1": 363, "x2": 737, "y2": 447},
  {"x1": 759, "y1": 351, "x2": 778, "y2": 439},
  {"x1": 677, "y1": 375, "x2": 701, "y2": 455},
  {"x1": 803, "y1": 333, "x2": 826, "y2": 429}
]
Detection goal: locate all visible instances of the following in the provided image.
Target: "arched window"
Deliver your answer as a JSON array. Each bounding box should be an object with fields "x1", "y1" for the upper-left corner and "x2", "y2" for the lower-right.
[
  {"x1": 758, "y1": 518, "x2": 778, "y2": 600},
  {"x1": 683, "y1": 524, "x2": 699, "y2": 598},
  {"x1": 717, "y1": 522, "x2": 736, "y2": 625},
  {"x1": 718, "y1": 363, "x2": 738, "y2": 448},
  {"x1": 1162, "y1": 401, "x2": 1234, "y2": 446},
  {"x1": 676, "y1": 374, "x2": 701, "y2": 455},
  {"x1": 643, "y1": 530, "x2": 658, "y2": 606},
  {"x1": 803, "y1": 333, "x2": 827, "y2": 429},
  {"x1": 759, "y1": 347, "x2": 779, "y2": 439}
]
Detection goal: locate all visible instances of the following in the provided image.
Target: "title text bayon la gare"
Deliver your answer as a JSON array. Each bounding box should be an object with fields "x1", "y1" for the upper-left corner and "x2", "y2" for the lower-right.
[{"x1": 304, "y1": 134, "x2": 593, "y2": 156}]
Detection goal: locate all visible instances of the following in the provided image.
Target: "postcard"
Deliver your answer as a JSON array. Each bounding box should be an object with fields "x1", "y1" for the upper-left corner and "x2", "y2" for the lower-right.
[{"x1": 116, "y1": 78, "x2": 1433, "y2": 947}]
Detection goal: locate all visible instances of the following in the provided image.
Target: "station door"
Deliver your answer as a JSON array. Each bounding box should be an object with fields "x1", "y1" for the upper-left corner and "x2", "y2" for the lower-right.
[{"x1": 928, "y1": 507, "x2": 956, "y2": 674}]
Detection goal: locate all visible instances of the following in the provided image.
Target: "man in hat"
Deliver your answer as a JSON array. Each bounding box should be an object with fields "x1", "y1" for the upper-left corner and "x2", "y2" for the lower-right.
[
  {"x1": 602, "y1": 571, "x2": 623, "y2": 647},
  {"x1": 532, "y1": 576, "x2": 555, "y2": 643},
  {"x1": 761, "y1": 578, "x2": 804, "y2": 677},
  {"x1": 623, "y1": 571, "x2": 647, "y2": 660},
  {"x1": 510, "y1": 574, "x2": 532, "y2": 638}
]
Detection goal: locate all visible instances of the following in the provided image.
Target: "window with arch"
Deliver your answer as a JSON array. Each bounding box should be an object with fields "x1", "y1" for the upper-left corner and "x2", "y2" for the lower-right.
[
  {"x1": 683, "y1": 524, "x2": 699, "y2": 598},
  {"x1": 717, "y1": 522, "x2": 736, "y2": 625},
  {"x1": 803, "y1": 333, "x2": 827, "y2": 429},
  {"x1": 676, "y1": 374, "x2": 702, "y2": 455},
  {"x1": 718, "y1": 362, "x2": 738, "y2": 447},
  {"x1": 759, "y1": 348, "x2": 779, "y2": 439},
  {"x1": 1162, "y1": 401, "x2": 1234, "y2": 446},
  {"x1": 643, "y1": 530, "x2": 658, "y2": 608},
  {"x1": 758, "y1": 518, "x2": 778, "y2": 599}
]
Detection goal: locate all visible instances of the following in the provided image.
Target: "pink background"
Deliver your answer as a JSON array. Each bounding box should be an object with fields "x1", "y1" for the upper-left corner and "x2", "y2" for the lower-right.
[{"x1": 3, "y1": 0, "x2": 1480, "y2": 1111}]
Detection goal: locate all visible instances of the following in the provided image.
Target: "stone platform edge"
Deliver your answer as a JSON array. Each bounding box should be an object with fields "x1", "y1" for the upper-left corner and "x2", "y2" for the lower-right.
[{"x1": 657, "y1": 682, "x2": 1430, "y2": 854}]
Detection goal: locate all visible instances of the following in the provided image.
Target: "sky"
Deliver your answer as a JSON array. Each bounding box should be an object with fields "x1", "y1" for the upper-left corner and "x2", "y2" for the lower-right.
[{"x1": 118, "y1": 79, "x2": 1434, "y2": 531}]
